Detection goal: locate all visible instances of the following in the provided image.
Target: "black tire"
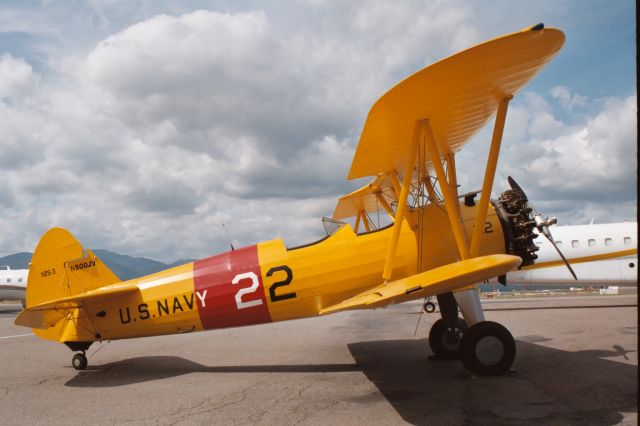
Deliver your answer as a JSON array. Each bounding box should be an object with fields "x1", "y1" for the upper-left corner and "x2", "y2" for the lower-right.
[
  {"x1": 460, "y1": 321, "x2": 515, "y2": 376},
  {"x1": 424, "y1": 301, "x2": 436, "y2": 313},
  {"x1": 72, "y1": 353, "x2": 88, "y2": 371},
  {"x1": 428, "y1": 318, "x2": 467, "y2": 360}
]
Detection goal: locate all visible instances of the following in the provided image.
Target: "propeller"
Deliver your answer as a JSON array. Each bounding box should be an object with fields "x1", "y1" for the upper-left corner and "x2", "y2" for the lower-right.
[{"x1": 507, "y1": 176, "x2": 577, "y2": 280}]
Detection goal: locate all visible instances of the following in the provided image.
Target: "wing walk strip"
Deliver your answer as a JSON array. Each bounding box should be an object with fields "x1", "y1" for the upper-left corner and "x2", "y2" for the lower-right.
[{"x1": 320, "y1": 254, "x2": 522, "y2": 315}]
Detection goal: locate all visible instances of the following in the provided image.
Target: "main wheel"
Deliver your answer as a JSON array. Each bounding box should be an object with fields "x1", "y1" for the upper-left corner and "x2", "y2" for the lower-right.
[
  {"x1": 428, "y1": 318, "x2": 467, "y2": 360},
  {"x1": 72, "y1": 353, "x2": 88, "y2": 371},
  {"x1": 460, "y1": 321, "x2": 516, "y2": 376}
]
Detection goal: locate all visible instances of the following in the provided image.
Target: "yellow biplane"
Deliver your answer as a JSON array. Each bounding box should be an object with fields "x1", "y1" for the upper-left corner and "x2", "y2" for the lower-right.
[{"x1": 16, "y1": 24, "x2": 570, "y2": 376}]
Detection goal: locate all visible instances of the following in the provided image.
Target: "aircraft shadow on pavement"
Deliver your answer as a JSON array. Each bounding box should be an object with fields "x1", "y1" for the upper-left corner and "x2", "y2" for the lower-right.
[
  {"x1": 65, "y1": 338, "x2": 637, "y2": 426},
  {"x1": 65, "y1": 357, "x2": 360, "y2": 388},
  {"x1": 0, "y1": 307, "x2": 23, "y2": 316},
  {"x1": 347, "y1": 338, "x2": 637, "y2": 426}
]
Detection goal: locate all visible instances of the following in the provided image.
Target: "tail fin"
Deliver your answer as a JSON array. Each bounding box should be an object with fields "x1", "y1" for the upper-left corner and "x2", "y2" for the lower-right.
[
  {"x1": 23, "y1": 228, "x2": 121, "y2": 343},
  {"x1": 27, "y1": 227, "x2": 120, "y2": 307}
]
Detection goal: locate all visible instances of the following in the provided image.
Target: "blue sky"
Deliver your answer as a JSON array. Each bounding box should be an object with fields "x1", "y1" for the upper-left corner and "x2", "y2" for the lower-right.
[{"x1": 0, "y1": 1, "x2": 636, "y2": 260}]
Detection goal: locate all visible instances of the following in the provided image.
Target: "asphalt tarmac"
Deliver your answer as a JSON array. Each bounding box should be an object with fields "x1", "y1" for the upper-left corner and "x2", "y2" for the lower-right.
[{"x1": 0, "y1": 295, "x2": 637, "y2": 425}]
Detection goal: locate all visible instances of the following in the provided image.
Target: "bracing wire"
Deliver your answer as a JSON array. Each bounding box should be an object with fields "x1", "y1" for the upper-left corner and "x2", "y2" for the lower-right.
[{"x1": 414, "y1": 297, "x2": 429, "y2": 336}]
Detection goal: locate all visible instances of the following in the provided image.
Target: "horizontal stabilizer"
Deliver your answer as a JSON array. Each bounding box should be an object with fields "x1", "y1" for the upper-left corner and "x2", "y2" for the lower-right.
[
  {"x1": 15, "y1": 283, "x2": 138, "y2": 329},
  {"x1": 320, "y1": 254, "x2": 521, "y2": 315}
]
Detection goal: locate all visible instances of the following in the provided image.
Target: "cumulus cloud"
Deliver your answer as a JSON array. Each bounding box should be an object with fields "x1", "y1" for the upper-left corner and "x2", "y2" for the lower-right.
[
  {"x1": 0, "y1": 53, "x2": 39, "y2": 102},
  {"x1": 0, "y1": 5, "x2": 478, "y2": 260},
  {"x1": 550, "y1": 85, "x2": 587, "y2": 112},
  {"x1": 457, "y1": 88, "x2": 636, "y2": 224},
  {"x1": 0, "y1": 4, "x2": 636, "y2": 261},
  {"x1": 505, "y1": 93, "x2": 636, "y2": 199}
]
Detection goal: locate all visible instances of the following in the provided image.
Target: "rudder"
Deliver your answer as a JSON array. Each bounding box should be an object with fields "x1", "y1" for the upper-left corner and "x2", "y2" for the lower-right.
[
  {"x1": 27, "y1": 227, "x2": 120, "y2": 307},
  {"x1": 25, "y1": 227, "x2": 120, "y2": 343}
]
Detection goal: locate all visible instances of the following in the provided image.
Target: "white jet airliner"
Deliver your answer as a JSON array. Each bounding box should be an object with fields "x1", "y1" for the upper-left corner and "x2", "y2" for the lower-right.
[
  {"x1": 501, "y1": 221, "x2": 637, "y2": 287},
  {"x1": 0, "y1": 266, "x2": 28, "y2": 307}
]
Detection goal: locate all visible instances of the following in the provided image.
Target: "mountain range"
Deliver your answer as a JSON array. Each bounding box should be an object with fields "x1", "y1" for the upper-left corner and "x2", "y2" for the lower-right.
[{"x1": 0, "y1": 250, "x2": 194, "y2": 281}]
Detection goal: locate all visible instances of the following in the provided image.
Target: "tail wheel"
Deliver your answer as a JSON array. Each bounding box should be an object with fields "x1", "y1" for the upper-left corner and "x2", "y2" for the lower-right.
[
  {"x1": 460, "y1": 321, "x2": 516, "y2": 376},
  {"x1": 424, "y1": 301, "x2": 436, "y2": 313},
  {"x1": 428, "y1": 318, "x2": 467, "y2": 360},
  {"x1": 72, "y1": 353, "x2": 88, "y2": 371}
]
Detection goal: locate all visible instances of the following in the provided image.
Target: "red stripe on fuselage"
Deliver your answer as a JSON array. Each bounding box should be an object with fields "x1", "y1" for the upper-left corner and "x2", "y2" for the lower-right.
[{"x1": 193, "y1": 245, "x2": 272, "y2": 329}]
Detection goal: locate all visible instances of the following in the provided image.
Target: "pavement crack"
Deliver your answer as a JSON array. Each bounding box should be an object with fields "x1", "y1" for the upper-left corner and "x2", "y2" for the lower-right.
[{"x1": 164, "y1": 385, "x2": 252, "y2": 425}]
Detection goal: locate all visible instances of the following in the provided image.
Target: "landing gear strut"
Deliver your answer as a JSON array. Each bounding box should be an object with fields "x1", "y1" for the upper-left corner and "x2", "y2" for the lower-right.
[{"x1": 72, "y1": 352, "x2": 88, "y2": 370}]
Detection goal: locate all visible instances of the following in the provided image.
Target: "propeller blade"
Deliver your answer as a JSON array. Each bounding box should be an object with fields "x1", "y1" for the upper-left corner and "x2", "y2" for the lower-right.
[
  {"x1": 507, "y1": 175, "x2": 525, "y2": 195},
  {"x1": 543, "y1": 232, "x2": 578, "y2": 280}
]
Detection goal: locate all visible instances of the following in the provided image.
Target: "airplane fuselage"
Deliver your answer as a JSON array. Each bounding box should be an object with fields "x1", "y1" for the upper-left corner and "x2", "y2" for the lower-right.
[
  {"x1": 38, "y1": 200, "x2": 507, "y2": 344},
  {"x1": 45, "y1": 220, "x2": 417, "y2": 343}
]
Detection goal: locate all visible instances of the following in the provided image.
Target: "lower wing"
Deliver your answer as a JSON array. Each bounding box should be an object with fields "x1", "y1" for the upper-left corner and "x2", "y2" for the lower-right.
[{"x1": 320, "y1": 254, "x2": 521, "y2": 315}]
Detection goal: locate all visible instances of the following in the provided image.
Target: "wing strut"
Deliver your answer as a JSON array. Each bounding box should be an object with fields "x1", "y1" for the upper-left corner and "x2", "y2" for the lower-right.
[
  {"x1": 423, "y1": 120, "x2": 470, "y2": 260},
  {"x1": 469, "y1": 96, "x2": 512, "y2": 257},
  {"x1": 354, "y1": 211, "x2": 372, "y2": 233},
  {"x1": 389, "y1": 173, "x2": 401, "y2": 197},
  {"x1": 423, "y1": 175, "x2": 437, "y2": 201},
  {"x1": 445, "y1": 152, "x2": 458, "y2": 190},
  {"x1": 382, "y1": 121, "x2": 421, "y2": 281},
  {"x1": 375, "y1": 193, "x2": 395, "y2": 218},
  {"x1": 354, "y1": 211, "x2": 362, "y2": 232}
]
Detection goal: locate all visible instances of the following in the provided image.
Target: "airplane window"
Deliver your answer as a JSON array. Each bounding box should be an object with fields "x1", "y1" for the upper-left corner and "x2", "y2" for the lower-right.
[
  {"x1": 605, "y1": 238, "x2": 612, "y2": 246},
  {"x1": 624, "y1": 237, "x2": 632, "y2": 246},
  {"x1": 7, "y1": 277, "x2": 11, "y2": 283},
  {"x1": 534, "y1": 242, "x2": 542, "y2": 247},
  {"x1": 555, "y1": 241, "x2": 563, "y2": 248},
  {"x1": 588, "y1": 239, "x2": 596, "y2": 247},
  {"x1": 18, "y1": 277, "x2": 23, "y2": 282},
  {"x1": 571, "y1": 240, "x2": 579, "y2": 248}
]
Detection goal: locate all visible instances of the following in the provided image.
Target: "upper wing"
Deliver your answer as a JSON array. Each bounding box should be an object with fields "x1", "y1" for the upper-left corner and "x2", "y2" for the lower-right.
[
  {"x1": 320, "y1": 254, "x2": 521, "y2": 315},
  {"x1": 14, "y1": 283, "x2": 139, "y2": 329},
  {"x1": 348, "y1": 24, "x2": 565, "y2": 180}
]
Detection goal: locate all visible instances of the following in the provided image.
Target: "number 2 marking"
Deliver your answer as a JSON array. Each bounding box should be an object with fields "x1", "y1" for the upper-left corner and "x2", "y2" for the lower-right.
[
  {"x1": 267, "y1": 265, "x2": 296, "y2": 302},
  {"x1": 232, "y1": 272, "x2": 263, "y2": 310},
  {"x1": 484, "y1": 221, "x2": 494, "y2": 234}
]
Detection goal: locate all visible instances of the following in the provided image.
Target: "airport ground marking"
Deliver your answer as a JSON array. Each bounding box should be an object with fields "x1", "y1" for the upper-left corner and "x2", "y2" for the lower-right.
[{"x1": 0, "y1": 333, "x2": 34, "y2": 339}]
